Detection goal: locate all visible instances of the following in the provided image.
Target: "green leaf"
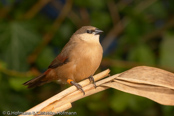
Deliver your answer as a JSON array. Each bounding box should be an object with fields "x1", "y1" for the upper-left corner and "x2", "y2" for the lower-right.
[
  {"x1": 145, "y1": 1, "x2": 167, "y2": 18},
  {"x1": 0, "y1": 60, "x2": 7, "y2": 69},
  {"x1": 87, "y1": 92, "x2": 108, "y2": 111},
  {"x1": 9, "y1": 77, "x2": 29, "y2": 91},
  {"x1": 128, "y1": 44, "x2": 155, "y2": 65},
  {"x1": 51, "y1": 24, "x2": 73, "y2": 47},
  {"x1": 0, "y1": 21, "x2": 40, "y2": 71},
  {"x1": 110, "y1": 91, "x2": 130, "y2": 112},
  {"x1": 159, "y1": 34, "x2": 174, "y2": 68},
  {"x1": 87, "y1": 101, "x2": 107, "y2": 111},
  {"x1": 125, "y1": 21, "x2": 142, "y2": 38},
  {"x1": 36, "y1": 47, "x2": 55, "y2": 70},
  {"x1": 91, "y1": 11, "x2": 111, "y2": 29},
  {"x1": 162, "y1": 106, "x2": 174, "y2": 116}
]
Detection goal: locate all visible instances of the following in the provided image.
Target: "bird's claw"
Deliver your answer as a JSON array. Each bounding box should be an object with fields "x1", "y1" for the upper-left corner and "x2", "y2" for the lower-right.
[
  {"x1": 70, "y1": 81, "x2": 85, "y2": 95},
  {"x1": 88, "y1": 75, "x2": 97, "y2": 88}
]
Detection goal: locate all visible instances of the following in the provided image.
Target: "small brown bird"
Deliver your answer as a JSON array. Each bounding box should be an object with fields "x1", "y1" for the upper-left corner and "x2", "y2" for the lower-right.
[{"x1": 23, "y1": 26, "x2": 103, "y2": 95}]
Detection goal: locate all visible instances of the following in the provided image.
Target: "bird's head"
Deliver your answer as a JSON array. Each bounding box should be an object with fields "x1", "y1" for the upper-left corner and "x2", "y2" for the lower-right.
[{"x1": 72, "y1": 26, "x2": 103, "y2": 43}]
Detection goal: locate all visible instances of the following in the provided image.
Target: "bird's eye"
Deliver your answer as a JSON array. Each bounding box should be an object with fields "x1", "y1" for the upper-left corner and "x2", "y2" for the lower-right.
[{"x1": 87, "y1": 30, "x2": 92, "y2": 34}]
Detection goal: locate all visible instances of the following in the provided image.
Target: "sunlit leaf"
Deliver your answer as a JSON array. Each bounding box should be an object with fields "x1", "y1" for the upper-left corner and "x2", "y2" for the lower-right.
[{"x1": 9, "y1": 77, "x2": 28, "y2": 91}]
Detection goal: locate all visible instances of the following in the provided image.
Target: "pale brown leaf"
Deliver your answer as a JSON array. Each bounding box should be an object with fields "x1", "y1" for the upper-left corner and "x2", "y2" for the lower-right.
[
  {"x1": 102, "y1": 66, "x2": 174, "y2": 105},
  {"x1": 116, "y1": 66, "x2": 174, "y2": 89},
  {"x1": 102, "y1": 80, "x2": 174, "y2": 105}
]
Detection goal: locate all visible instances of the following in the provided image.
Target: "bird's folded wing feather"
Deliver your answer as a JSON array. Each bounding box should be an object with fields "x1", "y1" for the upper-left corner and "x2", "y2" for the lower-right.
[
  {"x1": 48, "y1": 40, "x2": 76, "y2": 69},
  {"x1": 48, "y1": 54, "x2": 69, "y2": 68}
]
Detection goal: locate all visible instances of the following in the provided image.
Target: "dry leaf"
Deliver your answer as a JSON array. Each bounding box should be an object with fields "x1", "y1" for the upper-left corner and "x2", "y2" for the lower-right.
[
  {"x1": 102, "y1": 80, "x2": 174, "y2": 105},
  {"x1": 116, "y1": 66, "x2": 174, "y2": 89},
  {"x1": 102, "y1": 66, "x2": 174, "y2": 105}
]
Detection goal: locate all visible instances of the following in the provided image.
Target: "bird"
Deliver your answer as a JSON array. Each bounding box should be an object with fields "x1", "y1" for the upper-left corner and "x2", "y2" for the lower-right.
[{"x1": 23, "y1": 26, "x2": 103, "y2": 95}]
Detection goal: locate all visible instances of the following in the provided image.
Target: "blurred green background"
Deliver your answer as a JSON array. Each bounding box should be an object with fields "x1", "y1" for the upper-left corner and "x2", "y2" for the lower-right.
[{"x1": 0, "y1": 0, "x2": 174, "y2": 116}]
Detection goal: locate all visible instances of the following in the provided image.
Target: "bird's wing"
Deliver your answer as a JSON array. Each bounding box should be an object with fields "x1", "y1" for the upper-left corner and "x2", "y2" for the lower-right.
[
  {"x1": 23, "y1": 39, "x2": 77, "y2": 88},
  {"x1": 48, "y1": 39, "x2": 76, "y2": 68},
  {"x1": 48, "y1": 54, "x2": 69, "y2": 68}
]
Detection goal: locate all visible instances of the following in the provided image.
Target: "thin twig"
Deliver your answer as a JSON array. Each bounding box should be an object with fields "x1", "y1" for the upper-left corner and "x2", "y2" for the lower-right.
[
  {"x1": 101, "y1": 0, "x2": 157, "y2": 52},
  {"x1": 28, "y1": 0, "x2": 73, "y2": 64},
  {"x1": 50, "y1": 0, "x2": 63, "y2": 10},
  {"x1": 134, "y1": 0, "x2": 157, "y2": 14},
  {"x1": 68, "y1": 10, "x2": 81, "y2": 28},
  {"x1": 79, "y1": 8, "x2": 90, "y2": 26},
  {"x1": 41, "y1": 73, "x2": 117, "y2": 113},
  {"x1": 0, "y1": 6, "x2": 11, "y2": 19},
  {"x1": 0, "y1": 63, "x2": 38, "y2": 77},
  {"x1": 51, "y1": 1, "x2": 81, "y2": 28},
  {"x1": 107, "y1": 0, "x2": 120, "y2": 25},
  {"x1": 142, "y1": 17, "x2": 174, "y2": 42},
  {"x1": 101, "y1": 20, "x2": 125, "y2": 51},
  {"x1": 24, "y1": 0, "x2": 52, "y2": 19},
  {"x1": 116, "y1": 0, "x2": 133, "y2": 11}
]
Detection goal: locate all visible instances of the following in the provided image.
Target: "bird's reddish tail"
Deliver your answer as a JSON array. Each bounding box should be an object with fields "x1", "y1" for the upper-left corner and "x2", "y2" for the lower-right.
[{"x1": 23, "y1": 73, "x2": 46, "y2": 88}]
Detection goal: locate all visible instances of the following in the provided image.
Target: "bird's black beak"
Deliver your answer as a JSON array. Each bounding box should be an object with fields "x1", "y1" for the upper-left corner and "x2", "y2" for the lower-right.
[{"x1": 94, "y1": 28, "x2": 103, "y2": 35}]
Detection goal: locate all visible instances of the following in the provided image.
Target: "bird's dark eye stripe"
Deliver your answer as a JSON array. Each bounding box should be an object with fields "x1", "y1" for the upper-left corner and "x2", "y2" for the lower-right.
[
  {"x1": 86, "y1": 30, "x2": 91, "y2": 33},
  {"x1": 87, "y1": 30, "x2": 95, "y2": 34}
]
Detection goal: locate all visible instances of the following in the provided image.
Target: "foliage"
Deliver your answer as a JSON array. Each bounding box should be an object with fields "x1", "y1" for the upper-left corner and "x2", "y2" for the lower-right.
[{"x1": 0, "y1": 0, "x2": 174, "y2": 116}]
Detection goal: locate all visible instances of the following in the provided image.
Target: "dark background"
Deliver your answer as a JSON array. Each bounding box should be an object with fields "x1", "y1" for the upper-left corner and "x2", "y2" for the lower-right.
[{"x1": 0, "y1": 0, "x2": 174, "y2": 116}]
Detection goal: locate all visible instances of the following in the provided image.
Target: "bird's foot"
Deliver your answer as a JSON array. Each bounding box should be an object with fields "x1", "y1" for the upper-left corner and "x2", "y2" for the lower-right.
[
  {"x1": 88, "y1": 75, "x2": 97, "y2": 88},
  {"x1": 67, "y1": 79, "x2": 85, "y2": 95}
]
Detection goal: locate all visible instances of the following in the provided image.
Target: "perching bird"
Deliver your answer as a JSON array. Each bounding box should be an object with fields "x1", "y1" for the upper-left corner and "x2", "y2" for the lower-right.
[{"x1": 23, "y1": 26, "x2": 103, "y2": 95}]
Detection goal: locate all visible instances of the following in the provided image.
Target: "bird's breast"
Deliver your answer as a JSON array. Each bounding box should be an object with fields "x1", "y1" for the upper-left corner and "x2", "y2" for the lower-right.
[{"x1": 70, "y1": 42, "x2": 103, "y2": 82}]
